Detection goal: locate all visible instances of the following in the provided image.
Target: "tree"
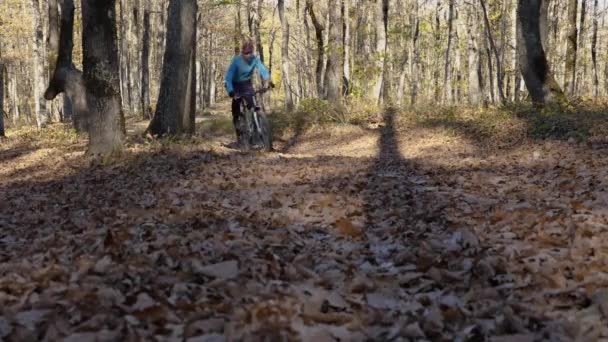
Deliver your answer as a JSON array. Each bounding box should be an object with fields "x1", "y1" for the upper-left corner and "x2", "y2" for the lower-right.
[
  {"x1": 45, "y1": 0, "x2": 125, "y2": 156},
  {"x1": 305, "y1": 0, "x2": 325, "y2": 98},
  {"x1": 141, "y1": 0, "x2": 151, "y2": 119},
  {"x1": 0, "y1": 61, "x2": 4, "y2": 138},
  {"x1": 147, "y1": 0, "x2": 197, "y2": 137},
  {"x1": 564, "y1": 0, "x2": 578, "y2": 95},
  {"x1": 32, "y1": 0, "x2": 49, "y2": 128},
  {"x1": 516, "y1": 0, "x2": 564, "y2": 104},
  {"x1": 370, "y1": 0, "x2": 388, "y2": 103},
  {"x1": 479, "y1": 0, "x2": 506, "y2": 104},
  {"x1": 326, "y1": 0, "x2": 343, "y2": 101},
  {"x1": 278, "y1": 0, "x2": 294, "y2": 110}
]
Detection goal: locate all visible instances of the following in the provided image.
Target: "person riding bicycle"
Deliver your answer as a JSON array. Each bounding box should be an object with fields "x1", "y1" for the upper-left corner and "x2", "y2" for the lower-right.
[{"x1": 224, "y1": 38, "x2": 272, "y2": 147}]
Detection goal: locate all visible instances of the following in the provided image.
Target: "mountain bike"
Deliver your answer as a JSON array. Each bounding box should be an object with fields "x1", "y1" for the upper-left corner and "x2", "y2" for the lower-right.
[{"x1": 235, "y1": 87, "x2": 273, "y2": 152}]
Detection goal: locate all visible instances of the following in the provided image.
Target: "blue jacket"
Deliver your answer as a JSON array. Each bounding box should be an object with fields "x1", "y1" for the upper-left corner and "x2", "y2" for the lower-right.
[{"x1": 224, "y1": 55, "x2": 270, "y2": 94}]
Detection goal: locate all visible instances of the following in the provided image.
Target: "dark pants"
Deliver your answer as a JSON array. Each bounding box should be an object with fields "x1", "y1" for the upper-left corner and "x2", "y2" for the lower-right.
[{"x1": 231, "y1": 81, "x2": 256, "y2": 143}]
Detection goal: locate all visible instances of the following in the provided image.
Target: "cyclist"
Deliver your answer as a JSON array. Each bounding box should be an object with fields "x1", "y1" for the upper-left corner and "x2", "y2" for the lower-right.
[{"x1": 224, "y1": 38, "x2": 272, "y2": 147}]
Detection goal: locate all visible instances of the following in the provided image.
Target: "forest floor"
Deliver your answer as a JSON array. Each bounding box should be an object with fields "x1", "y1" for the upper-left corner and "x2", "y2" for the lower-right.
[{"x1": 1, "y1": 104, "x2": 608, "y2": 341}]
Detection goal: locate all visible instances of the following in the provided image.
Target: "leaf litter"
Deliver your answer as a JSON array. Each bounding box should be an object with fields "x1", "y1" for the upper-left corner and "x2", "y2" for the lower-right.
[{"x1": 0, "y1": 118, "x2": 608, "y2": 340}]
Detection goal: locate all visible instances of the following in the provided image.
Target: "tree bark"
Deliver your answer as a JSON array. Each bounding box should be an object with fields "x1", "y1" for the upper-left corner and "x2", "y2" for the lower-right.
[
  {"x1": 44, "y1": 0, "x2": 86, "y2": 131},
  {"x1": 32, "y1": 0, "x2": 49, "y2": 128},
  {"x1": 278, "y1": 0, "x2": 294, "y2": 110},
  {"x1": 305, "y1": 0, "x2": 324, "y2": 98},
  {"x1": 592, "y1": 0, "x2": 599, "y2": 97},
  {"x1": 342, "y1": 0, "x2": 351, "y2": 96},
  {"x1": 577, "y1": 0, "x2": 588, "y2": 95},
  {"x1": 517, "y1": 0, "x2": 564, "y2": 104},
  {"x1": 141, "y1": 0, "x2": 151, "y2": 119},
  {"x1": 148, "y1": 0, "x2": 197, "y2": 137},
  {"x1": 370, "y1": 0, "x2": 388, "y2": 103},
  {"x1": 0, "y1": 62, "x2": 4, "y2": 137},
  {"x1": 81, "y1": 0, "x2": 125, "y2": 155},
  {"x1": 443, "y1": 0, "x2": 455, "y2": 103},
  {"x1": 326, "y1": 0, "x2": 343, "y2": 102},
  {"x1": 479, "y1": 0, "x2": 506, "y2": 104},
  {"x1": 565, "y1": 0, "x2": 578, "y2": 95}
]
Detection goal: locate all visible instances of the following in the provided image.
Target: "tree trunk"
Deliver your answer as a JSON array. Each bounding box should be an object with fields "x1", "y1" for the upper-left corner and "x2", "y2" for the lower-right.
[
  {"x1": 479, "y1": 0, "x2": 506, "y2": 104},
  {"x1": 592, "y1": 0, "x2": 599, "y2": 98},
  {"x1": 0, "y1": 62, "x2": 4, "y2": 137},
  {"x1": 128, "y1": 0, "x2": 141, "y2": 114},
  {"x1": 306, "y1": 0, "x2": 324, "y2": 98},
  {"x1": 410, "y1": 0, "x2": 419, "y2": 106},
  {"x1": 564, "y1": 0, "x2": 578, "y2": 95},
  {"x1": 32, "y1": 0, "x2": 49, "y2": 128},
  {"x1": 44, "y1": 0, "x2": 85, "y2": 131},
  {"x1": 443, "y1": 0, "x2": 455, "y2": 103},
  {"x1": 148, "y1": 0, "x2": 197, "y2": 137},
  {"x1": 81, "y1": 0, "x2": 125, "y2": 155},
  {"x1": 577, "y1": 0, "x2": 588, "y2": 95},
  {"x1": 326, "y1": 0, "x2": 343, "y2": 102},
  {"x1": 517, "y1": 0, "x2": 564, "y2": 104},
  {"x1": 119, "y1": 0, "x2": 131, "y2": 112},
  {"x1": 370, "y1": 0, "x2": 387, "y2": 103},
  {"x1": 278, "y1": 0, "x2": 294, "y2": 110},
  {"x1": 342, "y1": 0, "x2": 350, "y2": 96},
  {"x1": 141, "y1": 0, "x2": 151, "y2": 119}
]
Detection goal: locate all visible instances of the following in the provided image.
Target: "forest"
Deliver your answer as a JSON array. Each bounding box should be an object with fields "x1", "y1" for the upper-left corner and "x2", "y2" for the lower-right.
[{"x1": 1, "y1": 0, "x2": 608, "y2": 340}]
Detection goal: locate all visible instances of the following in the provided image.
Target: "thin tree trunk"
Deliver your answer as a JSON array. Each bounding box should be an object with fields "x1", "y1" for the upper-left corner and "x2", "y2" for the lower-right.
[
  {"x1": 342, "y1": 0, "x2": 350, "y2": 96},
  {"x1": 278, "y1": 0, "x2": 294, "y2": 110},
  {"x1": 410, "y1": 0, "x2": 419, "y2": 106},
  {"x1": 148, "y1": 0, "x2": 197, "y2": 136},
  {"x1": 577, "y1": 0, "x2": 588, "y2": 95},
  {"x1": 479, "y1": 0, "x2": 506, "y2": 104},
  {"x1": 565, "y1": 0, "x2": 578, "y2": 95},
  {"x1": 141, "y1": 0, "x2": 151, "y2": 119},
  {"x1": 443, "y1": 0, "x2": 455, "y2": 103},
  {"x1": 32, "y1": 0, "x2": 49, "y2": 128},
  {"x1": 326, "y1": 0, "x2": 343, "y2": 102},
  {"x1": 129, "y1": 0, "x2": 141, "y2": 113},
  {"x1": 592, "y1": 0, "x2": 599, "y2": 98},
  {"x1": 371, "y1": 0, "x2": 388, "y2": 103},
  {"x1": 306, "y1": 0, "x2": 324, "y2": 98}
]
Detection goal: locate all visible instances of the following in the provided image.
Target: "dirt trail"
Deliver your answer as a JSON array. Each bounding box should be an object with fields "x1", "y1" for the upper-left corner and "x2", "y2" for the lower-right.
[{"x1": 1, "y1": 110, "x2": 607, "y2": 340}]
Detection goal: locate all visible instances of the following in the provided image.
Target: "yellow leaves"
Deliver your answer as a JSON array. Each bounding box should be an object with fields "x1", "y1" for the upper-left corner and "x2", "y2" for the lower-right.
[{"x1": 334, "y1": 218, "x2": 363, "y2": 238}]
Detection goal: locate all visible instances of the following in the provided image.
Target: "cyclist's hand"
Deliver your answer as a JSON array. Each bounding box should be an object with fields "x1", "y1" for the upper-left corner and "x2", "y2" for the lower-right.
[{"x1": 229, "y1": 91, "x2": 235, "y2": 98}]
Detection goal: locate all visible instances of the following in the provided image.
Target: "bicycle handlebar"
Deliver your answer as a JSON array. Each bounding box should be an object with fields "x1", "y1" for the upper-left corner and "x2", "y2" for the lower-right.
[{"x1": 234, "y1": 86, "x2": 273, "y2": 100}]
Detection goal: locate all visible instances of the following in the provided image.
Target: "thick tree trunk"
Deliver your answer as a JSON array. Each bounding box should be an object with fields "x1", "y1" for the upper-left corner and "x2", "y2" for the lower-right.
[
  {"x1": 517, "y1": 0, "x2": 564, "y2": 104},
  {"x1": 141, "y1": 0, "x2": 151, "y2": 119},
  {"x1": 467, "y1": 10, "x2": 481, "y2": 106},
  {"x1": 0, "y1": 63, "x2": 4, "y2": 137},
  {"x1": 370, "y1": 0, "x2": 388, "y2": 103},
  {"x1": 305, "y1": 0, "x2": 324, "y2": 98},
  {"x1": 32, "y1": 0, "x2": 49, "y2": 128},
  {"x1": 278, "y1": 0, "x2": 294, "y2": 110},
  {"x1": 81, "y1": 0, "x2": 125, "y2": 155},
  {"x1": 565, "y1": 0, "x2": 578, "y2": 95},
  {"x1": 44, "y1": 0, "x2": 86, "y2": 131},
  {"x1": 325, "y1": 0, "x2": 343, "y2": 102},
  {"x1": 148, "y1": 0, "x2": 197, "y2": 137}
]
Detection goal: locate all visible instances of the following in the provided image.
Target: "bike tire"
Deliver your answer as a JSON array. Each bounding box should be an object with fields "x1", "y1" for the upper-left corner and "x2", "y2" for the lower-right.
[{"x1": 256, "y1": 112, "x2": 273, "y2": 152}]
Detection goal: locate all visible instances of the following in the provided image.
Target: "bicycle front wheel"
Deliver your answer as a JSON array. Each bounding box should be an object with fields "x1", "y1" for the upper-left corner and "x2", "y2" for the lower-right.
[{"x1": 256, "y1": 112, "x2": 273, "y2": 152}]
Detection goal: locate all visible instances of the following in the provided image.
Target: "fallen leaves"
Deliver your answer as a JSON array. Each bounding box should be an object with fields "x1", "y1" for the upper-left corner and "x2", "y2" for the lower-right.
[{"x1": 1, "y1": 121, "x2": 608, "y2": 340}]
